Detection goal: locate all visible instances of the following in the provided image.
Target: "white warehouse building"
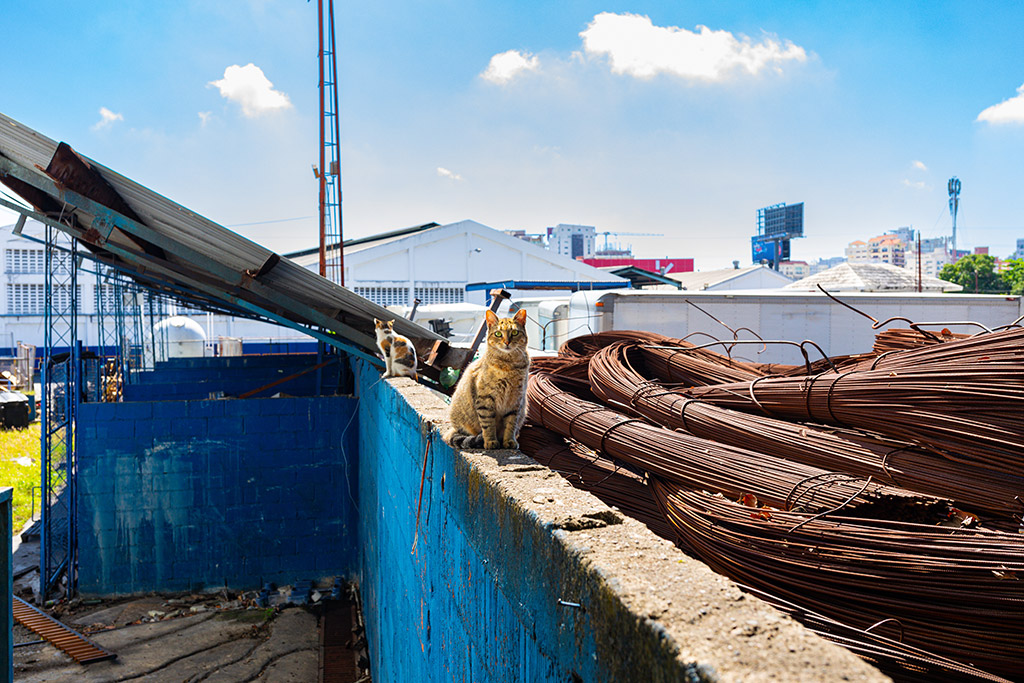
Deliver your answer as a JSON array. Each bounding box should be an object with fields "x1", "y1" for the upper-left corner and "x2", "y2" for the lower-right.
[{"x1": 285, "y1": 219, "x2": 624, "y2": 308}]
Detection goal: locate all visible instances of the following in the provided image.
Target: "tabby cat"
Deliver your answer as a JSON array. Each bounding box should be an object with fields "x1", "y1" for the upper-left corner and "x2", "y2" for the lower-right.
[
  {"x1": 374, "y1": 318, "x2": 418, "y2": 379},
  {"x1": 443, "y1": 308, "x2": 530, "y2": 449}
]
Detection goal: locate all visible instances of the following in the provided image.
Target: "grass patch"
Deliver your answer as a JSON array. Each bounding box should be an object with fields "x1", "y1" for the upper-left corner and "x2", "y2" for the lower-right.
[{"x1": 0, "y1": 423, "x2": 40, "y2": 534}]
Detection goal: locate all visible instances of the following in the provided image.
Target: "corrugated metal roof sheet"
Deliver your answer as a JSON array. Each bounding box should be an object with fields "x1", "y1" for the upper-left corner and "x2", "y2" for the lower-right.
[{"x1": 0, "y1": 111, "x2": 459, "y2": 374}]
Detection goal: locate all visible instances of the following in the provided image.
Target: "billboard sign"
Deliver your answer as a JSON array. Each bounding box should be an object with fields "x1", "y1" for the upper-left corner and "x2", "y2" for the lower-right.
[
  {"x1": 760, "y1": 202, "x2": 804, "y2": 238},
  {"x1": 751, "y1": 236, "x2": 790, "y2": 265}
]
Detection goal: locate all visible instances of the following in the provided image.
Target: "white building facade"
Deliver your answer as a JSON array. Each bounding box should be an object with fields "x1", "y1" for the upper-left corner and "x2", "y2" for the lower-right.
[
  {"x1": 287, "y1": 220, "x2": 623, "y2": 308},
  {"x1": 545, "y1": 223, "x2": 596, "y2": 261}
]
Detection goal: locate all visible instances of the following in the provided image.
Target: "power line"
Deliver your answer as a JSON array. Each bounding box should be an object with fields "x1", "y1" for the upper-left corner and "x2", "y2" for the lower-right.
[{"x1": 226, "y1": 216, "x2": 313, "y2": 229}]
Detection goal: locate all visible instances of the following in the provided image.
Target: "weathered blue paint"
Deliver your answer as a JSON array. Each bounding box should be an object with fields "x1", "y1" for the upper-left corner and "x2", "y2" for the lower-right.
[
  {"x1": 76, "y1": 395, "x2": 359, "y2": 595},
  {"x1": 122, "y1": 354, "x2": 342, "y2": 401},
  {"x1": 354, "y1": 361, "x2": 689, "y2": 682}
]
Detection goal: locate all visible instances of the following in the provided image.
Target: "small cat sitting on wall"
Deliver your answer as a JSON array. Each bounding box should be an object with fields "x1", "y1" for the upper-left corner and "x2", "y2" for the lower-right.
[
  {"x1": 374, "y1": 318, "x2": 418, "y2": 379},
  {"x1": 443, "y1": 308, "x2": 530, "y2": 450}
]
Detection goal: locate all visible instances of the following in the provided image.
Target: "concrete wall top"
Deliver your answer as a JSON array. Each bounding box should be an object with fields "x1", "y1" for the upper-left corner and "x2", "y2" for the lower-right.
[{"x1": 379, "y1": 377, "x2": 887, "y2": 682}]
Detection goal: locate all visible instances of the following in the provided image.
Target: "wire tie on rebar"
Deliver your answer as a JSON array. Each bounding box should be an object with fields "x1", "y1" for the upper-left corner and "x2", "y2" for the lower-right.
[
  {"x1": 824, "y1": 371, "x2": 853, "y2": 425},
  {"x1": 598, "y1": 417, "x2": 645, "y2": 454},
  {"x1": 802, "y1": 372, "x2": 825, "y2": 421},
  {"x1": 535, "y1": 387, "x2": 572, "y2": 428},
  {"x1": 863, "y1": 617, "x2": 905, "y2": 643},
  {"x1": 571, "y1": 448, "x2": 604, "y2": 483},
  {"x1": 566, "y1": 406, "x2": 608, "y2": 441},
  {"x1": 747, "y1": 376, "x2": 774, "y2": 416},
  {"x1": 592, "y1": 459, "x2": 624, "y2": 488},
  {"x1": 676, "y1": 398, "x2": 703, "y2": 433},
  {"x1": 869, "y1": 350, "x2": 898, "y2": 370},
  {"x1": 787, "y1": 476, "x2": 873, "y2": 533},
  {"x1": 785, "y1": 472, "x2": 857, "y2": 511},
  {"x1": 878, "y1": 447, "x2": 908, "y2": 487}
]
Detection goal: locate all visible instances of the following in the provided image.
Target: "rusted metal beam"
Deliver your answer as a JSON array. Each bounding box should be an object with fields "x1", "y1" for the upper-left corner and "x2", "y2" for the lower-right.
[
  {"x1": 13, "y1": 596, "x2": 115, "y2": 665},
  {"x1": 461, "y1": 288, "x2": 511, "y2": 373}
]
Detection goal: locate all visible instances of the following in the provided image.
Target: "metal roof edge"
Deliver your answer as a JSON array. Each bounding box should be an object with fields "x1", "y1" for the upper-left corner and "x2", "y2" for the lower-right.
[{"x1": 282, "y1": 221, "x2": 441, "y2": 258}]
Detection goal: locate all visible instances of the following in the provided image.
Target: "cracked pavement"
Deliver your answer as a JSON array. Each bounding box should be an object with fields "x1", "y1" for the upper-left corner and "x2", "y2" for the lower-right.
[{"x1": 14, "y1": 598, "x2": 320, "y2": 682}]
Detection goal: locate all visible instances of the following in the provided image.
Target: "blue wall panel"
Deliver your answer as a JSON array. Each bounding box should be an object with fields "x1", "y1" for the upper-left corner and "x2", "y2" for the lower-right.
[
  {"x1": 77, "y1": 395, "x2": 359, "y2": 595},
  {"x1": 356, "y1": 362, "x2": 567, "y2": 682}
]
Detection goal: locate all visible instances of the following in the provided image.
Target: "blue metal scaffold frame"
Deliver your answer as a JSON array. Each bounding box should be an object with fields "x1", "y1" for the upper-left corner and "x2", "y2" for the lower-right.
[{"x1": 39, "y1": 223, "x2": 78, "y2": 600}]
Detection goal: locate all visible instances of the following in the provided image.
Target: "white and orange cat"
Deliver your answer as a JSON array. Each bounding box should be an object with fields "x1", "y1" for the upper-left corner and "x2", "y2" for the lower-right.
[{"x1": 374, "y1": 318, "x2": 418, "y2": 379}]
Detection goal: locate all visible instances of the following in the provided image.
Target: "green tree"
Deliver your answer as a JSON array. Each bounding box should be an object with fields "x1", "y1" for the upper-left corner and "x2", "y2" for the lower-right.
[
  {"x1": 938, "y1": 254, "x2": 1008, "y2": 293},
  {"x1": 1003, "y1": 258, "x2": 1024, "y2": 295}
]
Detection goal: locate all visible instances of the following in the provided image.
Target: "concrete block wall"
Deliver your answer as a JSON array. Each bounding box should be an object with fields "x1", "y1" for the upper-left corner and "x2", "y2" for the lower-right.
[
  {"x1": 354, "y1": 360, "x2": 888, "y2": 682},
  {"x1": 77, "y1": 394, "x2": 358, "y2": 595}
]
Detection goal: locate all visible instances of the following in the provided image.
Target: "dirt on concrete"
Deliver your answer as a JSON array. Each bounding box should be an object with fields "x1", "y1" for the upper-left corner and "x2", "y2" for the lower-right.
[{"x1": 14, "y1": 592, "x2": 322, "y2": 683}]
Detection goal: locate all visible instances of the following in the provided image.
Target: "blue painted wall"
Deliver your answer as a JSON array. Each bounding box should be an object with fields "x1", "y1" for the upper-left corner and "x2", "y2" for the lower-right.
[
  {"x1": 354, "y1": 362, "x2": 687, "y2": 682},
  {"x1": 123, "y1": 354, "x2": 344, "y2": 401},
  {"x1": 76, "y1": 394, "x2": 359, "y2": 595}
]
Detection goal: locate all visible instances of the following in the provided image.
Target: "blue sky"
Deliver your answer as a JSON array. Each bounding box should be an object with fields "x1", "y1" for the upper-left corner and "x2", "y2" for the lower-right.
[{"x1": 2, "y1": 1, "x2": 1023, "y2": 269}]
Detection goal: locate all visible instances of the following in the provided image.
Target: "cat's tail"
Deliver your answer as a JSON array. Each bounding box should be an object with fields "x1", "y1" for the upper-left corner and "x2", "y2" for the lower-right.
[{"x1": 442, "y1": 426, "x2": 484, "y2": 449}]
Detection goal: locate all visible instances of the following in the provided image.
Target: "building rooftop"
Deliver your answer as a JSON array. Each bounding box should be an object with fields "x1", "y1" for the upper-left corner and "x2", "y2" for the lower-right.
[{"x1": 784, "y1": 262, "x2": 962, "y2": 292}]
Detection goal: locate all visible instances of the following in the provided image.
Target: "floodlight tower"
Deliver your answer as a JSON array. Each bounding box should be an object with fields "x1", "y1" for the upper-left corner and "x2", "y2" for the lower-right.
[
  {"x1": 318, "y1": 0, "x2": 343, "y2": 285},
  {"x1": 948, "y1": 176, "x2": 961, "y2": 261}
]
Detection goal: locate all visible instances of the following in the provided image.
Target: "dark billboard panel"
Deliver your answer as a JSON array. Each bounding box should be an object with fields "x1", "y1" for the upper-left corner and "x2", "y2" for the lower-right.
[{"x1": 761, "y1": 202, "x2": 804, "y2": 238}]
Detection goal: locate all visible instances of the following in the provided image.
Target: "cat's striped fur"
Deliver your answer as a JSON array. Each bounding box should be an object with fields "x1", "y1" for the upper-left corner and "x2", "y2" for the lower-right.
[
  {"x1": 443, "y1": 308, "x2": 530, "y2": 450},
  {"x1": 374, "y1": 318, "x2": 418, "y2": 379}
]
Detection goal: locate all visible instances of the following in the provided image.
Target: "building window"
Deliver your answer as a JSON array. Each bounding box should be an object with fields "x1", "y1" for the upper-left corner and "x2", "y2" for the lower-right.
[
  {"x1": 353, "y1": 286, "x2": 409, "y2": 307},
  {"x1": 414, "y1": 286, "x2": 465, "y2": 305},
  {"x1": 7, "y1": 284, "x2": 42, "y2": 314},
  {"x1": 5, "y1": 248, "x2": 46, "y2": 274},
  {"x1": 94, "y1": 284, "x2": 145, "y2": 314},
  {"x1": 6, "y1": 283, "x2": 81, "y2": 315}
]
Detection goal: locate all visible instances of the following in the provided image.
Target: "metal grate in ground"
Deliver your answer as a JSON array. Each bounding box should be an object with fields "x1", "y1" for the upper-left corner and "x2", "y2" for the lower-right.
[{"x1": 13, "y1": 596, "x2": 117, "y2": 664}]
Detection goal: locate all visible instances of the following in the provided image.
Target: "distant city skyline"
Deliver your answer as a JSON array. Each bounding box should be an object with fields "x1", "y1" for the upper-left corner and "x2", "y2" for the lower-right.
[{"x1": 2, "y1": 2, "x2": 1023, "y2": 270}]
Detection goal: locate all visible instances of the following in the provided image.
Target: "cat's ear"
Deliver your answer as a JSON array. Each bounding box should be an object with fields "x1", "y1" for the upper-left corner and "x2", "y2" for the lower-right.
[
  {"x1": 513, "y1": 308, "x2": 527, "y2": 326},
  {"x1": 485, "y1": 310, "x2": 498, "y2": 326},
  {"x1": 387, "y1": 319, "x2": 395, "y2": 328}
]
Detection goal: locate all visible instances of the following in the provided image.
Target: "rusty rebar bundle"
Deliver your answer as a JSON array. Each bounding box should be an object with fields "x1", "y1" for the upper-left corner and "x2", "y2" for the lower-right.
[
  {"x1": 683, "y1": 326, "x2": 1024, "y2": 469},
  {"x1": 589, "y1": 341, "x2": 1024, "y2": 525},
  {"x1": 653, "y1": 480, "x2": 1024, "y2": 679},
  {"x1": 527, "y1": 370, "x2": 940, "y2": 517},
  {"x1": 521, "y1": 326, "x2": 1024, "y2": 681}
]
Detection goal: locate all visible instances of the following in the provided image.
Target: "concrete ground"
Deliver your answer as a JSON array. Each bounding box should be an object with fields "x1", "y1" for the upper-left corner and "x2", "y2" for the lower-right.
[{"x1": 14, "y1": 593, "x2": 322, "y2": 682}]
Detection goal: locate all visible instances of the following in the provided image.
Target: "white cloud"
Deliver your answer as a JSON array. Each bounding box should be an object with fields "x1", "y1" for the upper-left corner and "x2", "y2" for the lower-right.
[
  {"x1": 911, "y1": 160, "x2": 928, "y2": 171},
  {"x1": 198, "y1": 111, "x2": 213, "y2": 127},
  {"x1": 481, "y1": 49, "x2": 540, "y2": 84},
  {"x1": 209, "y1": 63, "x2": 292, "y2": 117},
  {"x1": 977, "y1": 83, "x2": 1024, "y2": 124},
  {"x1": 92, "y1": 107, "x2": 124, "y2": 131},
  {"x1": 437, "y1": 167, "x2": 463, "y2": 181},
  {"x1": 902, "y1": 178, "x2": 927, "y2": 190},
  {"x1": 579, "y1": 12, "x2": 807, "y2": 81}
]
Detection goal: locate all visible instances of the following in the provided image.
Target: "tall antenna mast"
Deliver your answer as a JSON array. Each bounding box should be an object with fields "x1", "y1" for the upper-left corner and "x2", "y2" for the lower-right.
[
  {"x1": 318, "y1": 0, "x2": 344, "y2": 285},
  {"x1": 947, "y1": 176, "x2": 960, "y2": 262}
]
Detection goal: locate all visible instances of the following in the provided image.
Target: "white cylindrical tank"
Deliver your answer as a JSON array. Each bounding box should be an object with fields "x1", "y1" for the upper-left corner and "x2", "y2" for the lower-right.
[{"x1": 153, "y1": 316, "x2": 207, "y2": 361}]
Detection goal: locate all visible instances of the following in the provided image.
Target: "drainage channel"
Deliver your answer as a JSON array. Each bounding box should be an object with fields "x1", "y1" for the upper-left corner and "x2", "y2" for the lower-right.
[
  {"x1": 319, "y1": 587, "x2": 370, "y2": 683},
  {"x1": 13, "y1": 596, "x2": 117, "y2": 664}
]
